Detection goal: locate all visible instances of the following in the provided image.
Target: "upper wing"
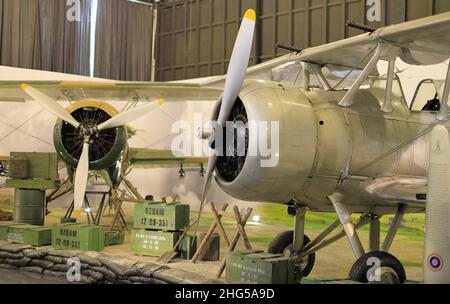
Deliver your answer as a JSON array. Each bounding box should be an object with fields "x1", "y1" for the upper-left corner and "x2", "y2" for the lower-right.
[
  {"x1": 204, "y1": 12, "x2": 450, "y2": 86},
  {"x1": 0, "y1": 81, "x2": 222, "y2": 103},
  {"x1": 299, "y1": 12, "x2": 450, "y2": 68},
  {"x1": 128, "y1": 148, "x2": 207, "y2": 169}
]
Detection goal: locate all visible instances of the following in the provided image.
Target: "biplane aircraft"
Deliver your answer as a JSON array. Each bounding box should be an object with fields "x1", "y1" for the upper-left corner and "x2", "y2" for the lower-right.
[{"x1": 1, "y1": 9, "x2": 450, "y2": 283}]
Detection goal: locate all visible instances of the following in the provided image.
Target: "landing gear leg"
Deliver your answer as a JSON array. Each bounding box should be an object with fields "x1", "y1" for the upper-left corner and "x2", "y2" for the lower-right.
[
  {"x1": 382, "y1": 204, "x2": 406, "y2": 252},
  {"x1": 268, "y1": 205, "x2": 316, "y2": 280},
  {"x1": 292, "y1": 207, "x2": 307, "y2": 281},
  {"x1": 293, "y1": 207, "x2": 306, "y2": 253},
  {"x1": 369, "y1": 215, "x2": 381, "y2": 252},
  {"x1": 328, "y1": 193, "x2": 365, "y2": 259}
]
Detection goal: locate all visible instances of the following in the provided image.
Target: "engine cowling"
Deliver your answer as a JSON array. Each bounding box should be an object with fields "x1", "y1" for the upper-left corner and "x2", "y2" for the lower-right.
[
  {"x1": 53, "y1": 100, "x2": 128, "y2": 172},
  {"x1": 214, "y1": 80, "x2": 318, "y2": 203}
]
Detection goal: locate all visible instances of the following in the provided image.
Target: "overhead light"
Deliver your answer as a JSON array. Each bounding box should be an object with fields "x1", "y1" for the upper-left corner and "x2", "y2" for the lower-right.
[
  {"x1": 200, "y1": 164, "x2": 206, "y2": 177},
  {"x1": 252, "y1": 215, "x2": 261, "y2": 223},
  {"x1": 178, "y1": 165, "x2": 186, "y2": 180},
  {"x1": 0, "y1": 164, "x2": 6, "y2": 177}
]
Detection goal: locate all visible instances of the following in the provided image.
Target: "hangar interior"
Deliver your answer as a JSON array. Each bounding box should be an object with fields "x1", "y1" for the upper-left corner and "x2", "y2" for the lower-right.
[{"x1": 0, "y1": 0, "x2": 450, "y2": 284}]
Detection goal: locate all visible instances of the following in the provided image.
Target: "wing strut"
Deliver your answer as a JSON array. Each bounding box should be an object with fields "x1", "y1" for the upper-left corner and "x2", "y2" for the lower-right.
[
  {"x1": 301, "y1": 62, "x2": 332, "y2": 91},
  {"x1": 338, "y1": 43, "x2": 401, "y2": 112},
  {"x1": 437, "y1": 61, "x2": 450, "y2": 121}
]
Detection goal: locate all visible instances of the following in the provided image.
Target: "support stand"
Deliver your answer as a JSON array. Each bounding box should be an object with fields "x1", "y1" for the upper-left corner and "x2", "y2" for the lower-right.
[
  {"x1": 62, "y1": 189, "x2": 128, "y2": 231},
  {"x1": 216, "y1": 206, "x2": 253, "y2": 278},
  {"x1": 192, "y1": 203, "x2": 229, "y2": 263}
]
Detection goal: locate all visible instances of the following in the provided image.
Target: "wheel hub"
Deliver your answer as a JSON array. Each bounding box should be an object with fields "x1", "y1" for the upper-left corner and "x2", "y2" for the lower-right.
[{"x1": 283, "y1": 246, "x2": 310, "y2": 272}]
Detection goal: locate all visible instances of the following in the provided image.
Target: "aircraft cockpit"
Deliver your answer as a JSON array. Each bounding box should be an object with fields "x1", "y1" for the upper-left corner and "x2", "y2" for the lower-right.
[
  {"x1": 410, "y1": 79, "x2": 446, "y2": 113},
  {"x1": 268, "y1": 59, "x2": 372, "y2": 92}
]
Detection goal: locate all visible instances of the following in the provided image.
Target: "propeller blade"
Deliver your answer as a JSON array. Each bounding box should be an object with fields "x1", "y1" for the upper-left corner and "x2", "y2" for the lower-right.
[
  {"x1": 73, "y1": 141, "x2": 90, "y2": 216},
  {"x1": 97, "y1": 99, "x2": 165, "y2": 131},
  {"x1": 21, "y1": 84, "x2": 80, "y2": 128},
  {"x1": 200, "y1": 154, "x2": 218, "y2": 205},
  {"x1": 193, "y1": 154, "x2": 217, "y2": 236},
  {"x1": 217, "y1": 9, "x2": 256, "y2": 125},
  {"x1": 195, "y1": 9, "x2": 256, "y2": 234}
]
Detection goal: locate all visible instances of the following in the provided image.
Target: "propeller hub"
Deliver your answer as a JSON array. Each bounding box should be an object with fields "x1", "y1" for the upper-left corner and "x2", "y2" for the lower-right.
[
  {"x1": 215, "y1": 99, "x2": 249, "y2": 182},
  {"x1": 60, "y1": 106, "x2": 117, "y2": 162}
]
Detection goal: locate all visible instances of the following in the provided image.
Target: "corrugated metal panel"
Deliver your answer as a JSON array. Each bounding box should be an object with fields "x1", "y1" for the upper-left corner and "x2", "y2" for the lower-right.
[{"x1": 156, "y1": 0, "x2": 450, "y2": 81}]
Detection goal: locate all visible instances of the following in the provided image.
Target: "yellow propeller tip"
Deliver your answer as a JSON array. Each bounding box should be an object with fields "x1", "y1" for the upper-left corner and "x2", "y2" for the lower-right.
[
  {"x1": 158, "y1": 98, "x2": 165, "y2": 106},
  {"x1": 74, "y1": 210, "x2": 81, "y2": 217},
  {"x1": 21, "y1": 83, "x2": 28, "y2": 91},
  {"x1": 244, "y1": 9, "x2": 256, "y2": 21}
]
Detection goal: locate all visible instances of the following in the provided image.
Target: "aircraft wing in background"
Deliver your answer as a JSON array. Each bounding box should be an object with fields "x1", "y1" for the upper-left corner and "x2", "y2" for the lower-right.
[
  {"x1": 0, "y1": 81, "x2": 222, "y2": 103},
  {"x1": 128, "y1": 148, "x2": 207, "y2": 169}
]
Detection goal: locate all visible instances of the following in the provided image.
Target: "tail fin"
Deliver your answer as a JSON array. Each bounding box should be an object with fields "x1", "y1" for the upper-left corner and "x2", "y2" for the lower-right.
[{"x1": 425, "y1": 125, "x2": 450, "y2": 284}]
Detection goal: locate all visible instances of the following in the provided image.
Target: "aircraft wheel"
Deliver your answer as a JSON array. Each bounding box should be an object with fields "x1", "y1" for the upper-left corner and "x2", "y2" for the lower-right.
[
  {"x1": 268, "y1": 231, "x2": 316, "y2": 277},
  {"x1": 349, "y1": 251, "x2": 406, "y2": 284}
]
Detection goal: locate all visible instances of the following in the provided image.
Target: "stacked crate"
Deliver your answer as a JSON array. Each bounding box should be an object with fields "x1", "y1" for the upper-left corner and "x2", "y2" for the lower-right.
[
  {"x1": 131, "y1": 203, "x2": 190, "y2": 257},
  {"x1": 5, "y1": 152, "x2": 60, "y2": 227},
  {"x1": 0, "y1": 223, "x2": 52, "y2": 247},
  {"x1": 52, "y1": 223, "x2": 105, "y2": 252}
]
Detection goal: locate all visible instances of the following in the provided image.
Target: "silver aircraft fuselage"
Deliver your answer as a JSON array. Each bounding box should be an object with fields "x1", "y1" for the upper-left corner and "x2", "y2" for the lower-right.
[{"x1": 216, "y1": 80, "x2": 443, "y2": 215}]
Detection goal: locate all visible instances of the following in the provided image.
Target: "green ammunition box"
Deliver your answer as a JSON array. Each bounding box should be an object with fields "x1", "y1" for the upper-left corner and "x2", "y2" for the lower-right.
[
  {"x1": 52, "y1": 224, "x2": 105, "y2": 252},
  {"x1": 104, "y1": 231, "x2": 125, "y2": 246},
  {"x1": 0, "y1": 224, "x2": 8, "y2": 241},
  {"x1": 179, "y1": 235, "x2": 197, "y2": 260},
  {"x1": 133, "y1": 203, "x2": 189, "y2": 231},
  {"x1": 0, "y1": 223, "x2": 25, "y2": 241},
  {"x1": 131, "y1": 229, "x2": 181, "y2": 257},
  {"x1": 8, "y1": 158, "x2": 29, "y2": 179},
  {"x1": 6, "y1": 179, "x2": 60, "y2": 190},
  {"x1": 10, "y1": 152, "x2": 58, "y2": 180},
  {"x1": 226, "y1": 251, "x2": 296, "y2": 284},
  {"x1": 6, "y1": 225, "x2": 52, "y2": 247}
]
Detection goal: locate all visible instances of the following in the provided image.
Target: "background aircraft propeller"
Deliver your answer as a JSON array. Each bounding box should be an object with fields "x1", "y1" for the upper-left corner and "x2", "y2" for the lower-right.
[{"x1": 21, "y1": 84, "x2": 164, "y2": 215}]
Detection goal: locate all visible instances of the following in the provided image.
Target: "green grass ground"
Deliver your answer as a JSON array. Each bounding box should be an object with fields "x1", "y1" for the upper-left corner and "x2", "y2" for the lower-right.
[{"x1": 254, "y1": 203, "x2": 425, "y2": 242}]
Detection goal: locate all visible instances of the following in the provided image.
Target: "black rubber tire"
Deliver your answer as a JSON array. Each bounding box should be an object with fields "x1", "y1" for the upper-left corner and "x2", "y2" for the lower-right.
[
  {"x1": 268, "y1": 230, "x2": 316, "y2": 277},
  {"x1": 349, "y1": 251, "x2": 406, "y2": 284}
]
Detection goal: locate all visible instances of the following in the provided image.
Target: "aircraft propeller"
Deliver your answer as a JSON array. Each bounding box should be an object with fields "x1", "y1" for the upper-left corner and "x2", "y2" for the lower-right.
[
  {"x1": 21, "y1": 83, "x2": 164, "y2": 216},
  {"x1": 196, "y1": 9, "x2": 256, "y2": 229}
]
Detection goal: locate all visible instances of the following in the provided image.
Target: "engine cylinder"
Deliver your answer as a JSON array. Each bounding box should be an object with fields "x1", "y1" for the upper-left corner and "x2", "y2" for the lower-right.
[{"x1": 53, "y1": 100, "x2": 128, "y2": 171}]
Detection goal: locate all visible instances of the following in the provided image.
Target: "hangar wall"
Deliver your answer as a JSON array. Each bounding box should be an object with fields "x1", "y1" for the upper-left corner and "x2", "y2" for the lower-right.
[
  {"x1": 155, "y1": 0, "x2": 450, "y2": 81},
  {"x1": 94, "y1": 0, "x2": 154, "y2": 81},
  {"x1": 0, "y1": 0, "x2": 92, "y2": 76},
  {"x1": 0, "y1": 0, "x2": 154, "y2": 81}
]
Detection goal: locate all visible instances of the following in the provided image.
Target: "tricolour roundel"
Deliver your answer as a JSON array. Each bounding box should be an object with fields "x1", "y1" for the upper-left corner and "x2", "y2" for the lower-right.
[{"x1": 427, "y1": 254, "x2": 444, "y2": 272}]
